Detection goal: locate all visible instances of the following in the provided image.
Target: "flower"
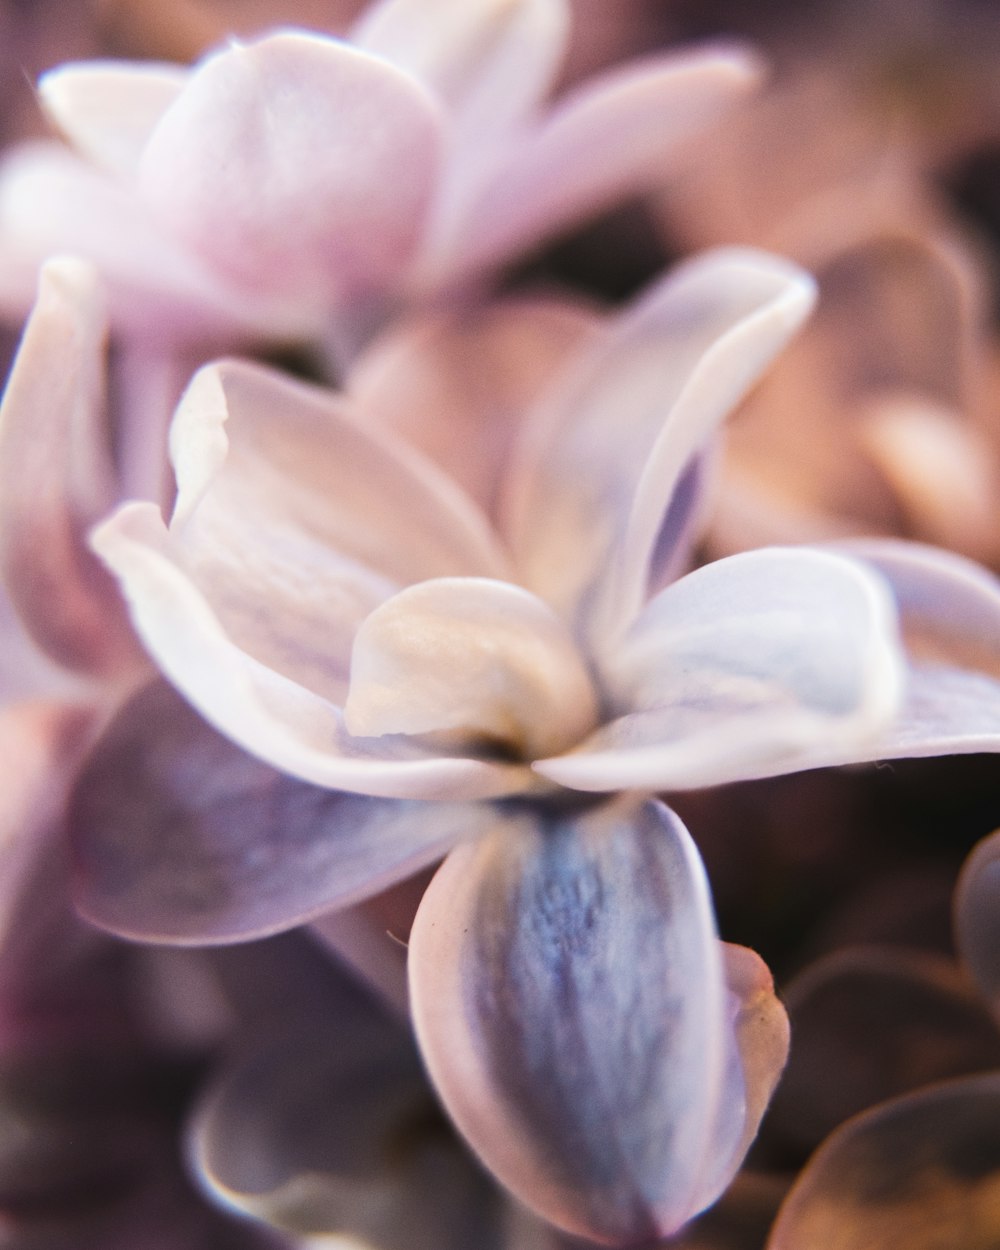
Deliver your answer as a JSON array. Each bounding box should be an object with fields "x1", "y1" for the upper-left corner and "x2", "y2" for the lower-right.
[
  {"x1": 24, "y1": 242, "x2": 987, "y2": 1244},
  {"x1": 0, "y1": 0, "x2": 761, "y2": 353}
]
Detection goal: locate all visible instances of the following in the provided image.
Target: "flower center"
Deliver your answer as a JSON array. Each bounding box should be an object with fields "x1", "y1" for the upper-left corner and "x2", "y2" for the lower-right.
[{"x1": 343, "y1": 578, "x2": 600, "y2": 762}]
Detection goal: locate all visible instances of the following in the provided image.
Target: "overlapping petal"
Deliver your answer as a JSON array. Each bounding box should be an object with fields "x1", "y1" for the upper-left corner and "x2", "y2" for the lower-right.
[
  {"x1": 91, "y1": 503, "x2": 529, "y2": 801},
  {"x1": 502, "y1": 248, "x2": 816, "y2": 640},
  {"x1": 138, "y1": 31, "x2": 443, "y2": 308},
  {"x1": 344, "y1": 577, "x2": 599, "y2": 758},
  {"x1": 39, "y1": 60, "x2": 187, "y2": 177},
  {"x1": 536, "y1": 548, "x2": 902, "y2": 792},
  {"x1": 0, "y1": 257, "x2": 144, "y2": 678},
  {"x1": 409, "y1": 795, "x2": 735, "y2": 1244},
  {"x1": 70, "y1": 681, "x2": 490, "y2": 944}
]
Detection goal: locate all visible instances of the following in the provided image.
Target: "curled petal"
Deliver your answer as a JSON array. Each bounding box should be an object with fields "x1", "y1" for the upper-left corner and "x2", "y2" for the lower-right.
[
  {"x1": 0, "y1": 258, "x2": 144, "y2": 678},
  {"x1": 70, "y1": 680, "x2": 491, "y2": 943},
  {"x1": 426, "y1": 44, "x2": 763, "y2": 284},
  {"x1": 955, "y1": 828, "x2": 1000, "y2": 1022},
  {"x1": 139, "y1": 31, "x2": 443, "y2": 308},
  {"x1": 409, "y1": 796, "x2": 735, "y2": 1244},
  {"x1": 503, "y1": 248, "x2": 815, "y2": 640},
  {"x1": 693, "y1": 944, "x2": 790, "y2": 1213},
  {"x1": 344, "y1": 578, "x2": 599, "y2": 759},
  {"x1": 91, "y1": 504, "x2": 530, "y2": 801},
  {"x1": 537, "y1": 548, "x2": 902, "y2": 792},
  {"x1": 354, "y1": 0, "x2": 568, "y2": 141},
  {"x1": 767, "y1": 1074, "x2": 1000, "y2": 1250},
  {"x1": 39, "y1": 60, "x2": 188, "y2": 177},
  {"x1": 162, "y1": 359, "x2": 507, "y2": 704}
]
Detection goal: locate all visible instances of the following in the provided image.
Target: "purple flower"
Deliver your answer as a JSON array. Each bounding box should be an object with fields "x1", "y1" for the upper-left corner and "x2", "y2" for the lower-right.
[{"x1": 0, "y1": 0, "x2": 760, "y2": 351}]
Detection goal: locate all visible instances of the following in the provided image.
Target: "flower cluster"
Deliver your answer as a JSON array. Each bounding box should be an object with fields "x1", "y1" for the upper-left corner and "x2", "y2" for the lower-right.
[{"x1": 2, "y1": 1, "x2": 1000, "y2": 1248}]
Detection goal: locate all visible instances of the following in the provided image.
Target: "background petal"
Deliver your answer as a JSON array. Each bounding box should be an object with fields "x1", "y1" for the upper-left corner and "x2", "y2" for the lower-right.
[
  {"x1": 409, "y1": 796, "x2": 734, "y2": 1244},
  {"x1": 0, "y1": 257, "x2": 145, "y2": 678},
  {"x1": 353, "y1": 0, "x2": 568, "y2": 142},
  {"x1": 191, "y1": 1008, "x2": 505, "y2": 1249},
  {"x1": 955, "y1": 827, "x2": 1000, "y2": 1024},
  {"x1": 40, "y1": 59, "x2": 188, "y2": 177},
  {"x1": 139, "y1": 31, "x2": 443, "y2": 308},
  {"x1": 348, "y1": 295, "x2": 600, "y2": 519},
  {"x1": 423, "y1": 44, "x2": 763, "y2": 284},
  {"x1": 767, "y1": 1074, "x2": 1000, "y2": 1250},
  {"x1": 763, "y1": 948, "x2": 1000, "y2": 1162}
]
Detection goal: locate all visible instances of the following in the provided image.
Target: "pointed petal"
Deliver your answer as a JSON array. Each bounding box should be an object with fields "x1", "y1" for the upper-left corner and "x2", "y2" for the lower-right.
[
  {"x1": 39, "y1": 60, "x2": 188, "y2": 177},
  {"x1": 71, "y1": 680, "x2": 489, "y2": 943},
  {"x1": 537, "y1": 548, "x2": 902, "y2": 792},
  {"x1": 425, "y1": 44, "x2": 762, "y2": 284},
  {"x1": 91, "y1": 504, "x2": 529, "y2": 801},
  {"x1": 344, "y1": 577, "x2": 598, "y2": 759},
  {"x1": 348, "y1": 295, "x2": 600, "y2": 518},
  {"x1": 955, "y1": 828, "x2": 1000, "y2": 1022},
  {"x1": 354, "y1": 0, "x2": 568, "y2": 140},
  {"x1": 165, "y1": 358, "x2": 507, "y2": 705},
  {"x1": 139, "y1": 31, "x2": 443, "y2": 307},
  {"x1": 409, "y1": 796, "x2": 732, "y2": 1244},
  {"x1": 0, "y1": 258, "x2": 145, "y2": 678},
  {"x1": 767, "y1": 1074, "x2": 1000, "y2": 1250},
  {"x1": 503, "y1": 248, "x2": 816, "y2": 639}
]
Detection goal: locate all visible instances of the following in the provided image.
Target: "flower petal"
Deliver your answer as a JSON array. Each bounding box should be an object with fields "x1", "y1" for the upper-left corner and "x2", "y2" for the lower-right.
[
  {"x1": 692, "y1": 944, "x2": 790, "y2": 1213},
  {"x1": 767, "y1": 1074, "x2": 1000, "y2": 1250},
  {"x1": 536, "y1": 548, "x2": 902, "y2": 792},
  {"x1": 409, "y1": 795, "x2": 734, "y2": 1244},
  {"x1": 353, "y1": 0, "x2": 568, "y2": 141},
  {"x1": 764, "y1": 948, "x2": 1000, "y2": 1161},
  {"x1": 955, "y1": 828, "x2": 1000, "y2": 1023},
  {"x1": 165, "y1": 358, "x2": 508, "y2": 704},
  {"x1": 91, "y1": 504, "x2": 528, "y2": 801},
  {"x1": 344, "y1": 577, "x2": 599, "y2": 759},
  {"x1": 835, "y1": 539, "x2": 1000, "y2": 758},
  {"x1": 139, "y1": 30, "x2": 443, "y2": 309},
  {"x1": 39, "y1": 59, "x2": 188, "y2": 178},
  {"x1": 348, "y1": 294, "x2": 600, "y2": 518},
  {"x1": 503, "y1": 248, "x2": 816, "y2": 640},
  {"x1": 191, "y1": 1014, "x2": 505, "y2": 1249},
  {"x1": 424, "y1": 44, "x2": 763, "y2": 285},
  {"x1": 70, "y1": 680, "x2": 488, "y2": 943},
  {"x1": 0, "y1": 143, "x2": 307, "y2": 341},
  {"x1": 0, "y1": 257, "x2": 145, "y2": 678}
]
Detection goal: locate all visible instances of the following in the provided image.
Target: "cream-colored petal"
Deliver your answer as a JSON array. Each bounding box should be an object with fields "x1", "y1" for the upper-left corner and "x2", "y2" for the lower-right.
[{"x1": 344, "y1": 577, "x2": 598, "y2": 760}]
